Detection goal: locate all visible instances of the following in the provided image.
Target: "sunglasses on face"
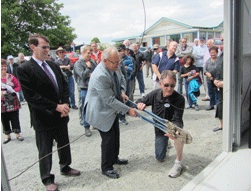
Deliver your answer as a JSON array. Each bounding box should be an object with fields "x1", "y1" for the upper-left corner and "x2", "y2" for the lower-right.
[
  {"x1": 163, "y1": 83, "x2": 175, "y2": 88},
  {"x1": 38, "y1": 45, "x2": 50, "y2": 50}
]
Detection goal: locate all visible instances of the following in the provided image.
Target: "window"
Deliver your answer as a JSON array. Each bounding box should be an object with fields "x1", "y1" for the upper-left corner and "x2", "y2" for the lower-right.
[
  {"x1": 199, "y1": 31, "x2": 206, "y2": 39},
  {"x1": 208, "y1": 32, "x2": 214, "y2": 39}
]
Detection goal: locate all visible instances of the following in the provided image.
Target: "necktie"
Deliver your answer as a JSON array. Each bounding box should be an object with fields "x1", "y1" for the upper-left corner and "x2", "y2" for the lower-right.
[
  {"x1": 113, "y1": 72, "x2": 120, "y2": 99},
  {"x1": 42, "y1": 62, "x2": 59, "y2": 93}
]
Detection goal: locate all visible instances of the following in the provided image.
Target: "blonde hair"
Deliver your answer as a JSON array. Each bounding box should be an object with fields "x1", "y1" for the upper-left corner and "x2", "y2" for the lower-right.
[{"x1": 80, "y1": 45, "x2": 92, "y2": 53}]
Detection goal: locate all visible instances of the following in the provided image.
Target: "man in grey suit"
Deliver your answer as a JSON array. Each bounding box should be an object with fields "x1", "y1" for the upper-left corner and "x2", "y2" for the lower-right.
[{"x1": 85, "y1": 46, "x2": 138, "y2": 179}]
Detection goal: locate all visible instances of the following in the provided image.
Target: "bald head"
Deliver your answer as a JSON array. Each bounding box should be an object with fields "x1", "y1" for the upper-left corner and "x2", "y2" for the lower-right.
[
  {"x1": 206, "y1": 39, "x2": 214, "y2": 49},
  {"x1": 168, "y1": 41, "x2": 178, "y2": 54},
  {"x1": 123, "y1": 39, "x2": 130, "y2": 47},
  {"x1": 102, "y1": 46, "x2": 120, "y2": 72}
]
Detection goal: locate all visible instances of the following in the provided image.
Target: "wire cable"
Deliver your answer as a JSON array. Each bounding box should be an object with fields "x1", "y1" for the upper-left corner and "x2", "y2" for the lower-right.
[{"x1": 8, "y1": 133, "x2": 85, "y2": 181}]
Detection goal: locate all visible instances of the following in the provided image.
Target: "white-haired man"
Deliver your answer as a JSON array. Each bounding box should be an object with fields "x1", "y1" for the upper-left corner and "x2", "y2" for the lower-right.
[{"x1": 85, "y1": 46, "x2": 138, "y2": 179}]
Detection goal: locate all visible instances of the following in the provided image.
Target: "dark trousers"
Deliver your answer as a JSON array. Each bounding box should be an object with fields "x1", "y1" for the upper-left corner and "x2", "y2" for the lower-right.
[
  {"x1": 1, "y1": 110, "x2": 21, "y2": 135},
  {"x1": 207, "y1": 82, "x2": 219, "y2": 107},
  {"x1": 99, "y1": 117, "x2": 120, "y2": 172},
  {"x1": 35, "y1": 124, "x2": 72, "y2": 185}
]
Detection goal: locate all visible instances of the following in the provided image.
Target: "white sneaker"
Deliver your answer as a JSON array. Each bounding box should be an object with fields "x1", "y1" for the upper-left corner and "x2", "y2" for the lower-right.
[
  {"x1": 168, "y1": 163, "x2": 183, "y2": 178},
  {"x1": 141, "y1": 93, "x2": 145, "y2": 97}
]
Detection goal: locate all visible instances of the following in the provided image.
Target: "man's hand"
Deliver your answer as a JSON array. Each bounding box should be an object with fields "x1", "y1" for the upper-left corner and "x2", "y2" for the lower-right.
[
  {"x1": 2, "y1": 83, "x2": 15, "y2": 93},
  {"x1": 128, "y1": 108, "x2": 138, "y2": 117},
  {"x1": 164, "y1": 133, "x2": 176, "y2": 140},
  {"x1": 56, "y1": 104, "x2": 70, "y2": 117},
  {"x1": 60, "y1": 65, "x2": 70, "y2": 70},
  {"x1": 214, "y1": 80, "x2": 223, "y2": 88},
  {"x1": 121, "y1": 92, "x2": 128, "y2": 103},
  {"x1": 137, "y1": 102, "x2": 146, "y2": 111}
]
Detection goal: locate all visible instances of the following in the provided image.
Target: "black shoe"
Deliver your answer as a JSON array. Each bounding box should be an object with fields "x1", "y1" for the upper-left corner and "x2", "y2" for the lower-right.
[
  {"x1": 71, "y1": 105, "x2": 78, "y2": 110},
  {"x1": 206, "y1": 106, "x2": 214, "y2": 111},
  {"x1": 3, "y1": 138, "x2": 11, "y2": 144},
  {"x1": 102, "y1": 170, "x2": 119, "y2": 179},
  {"x1": 213, "y1": 127, "x2": 223, "y2": 132},
  {"x1": 119, "y1": 119, "x2": 128, "y2": 125},
  {"x1": 115, "y1": 158, "x2": 128, "y2": 165}
]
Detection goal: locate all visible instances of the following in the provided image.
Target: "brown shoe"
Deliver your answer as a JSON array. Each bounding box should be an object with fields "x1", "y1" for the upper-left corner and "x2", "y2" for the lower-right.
[
  {"x1": 61, "y1": 168, "x2": 81, "y2": 176},
  {"x1": 45, "y1": 183, "x2": 58, "y2": 191}
]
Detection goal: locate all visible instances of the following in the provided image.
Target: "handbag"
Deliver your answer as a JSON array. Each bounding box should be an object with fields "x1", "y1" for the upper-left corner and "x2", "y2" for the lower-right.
[{"x1": 4, "y1": 93, "x2": 16, "y2": 105}]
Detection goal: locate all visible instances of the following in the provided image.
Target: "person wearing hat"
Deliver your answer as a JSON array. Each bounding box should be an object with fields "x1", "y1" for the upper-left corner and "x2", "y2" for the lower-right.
[
  {"x1": 152, "y1": 44, "x2": 161, "y2": 56},
  {"x1": 56, "y1": 47, "x2": 78, "y2": 109},
  {"x1": 7, "y1": 55, "x2": 19, "y2": 78},
  {"x1": 144, "y1": 46, "x2": 153, "y2": 78}
]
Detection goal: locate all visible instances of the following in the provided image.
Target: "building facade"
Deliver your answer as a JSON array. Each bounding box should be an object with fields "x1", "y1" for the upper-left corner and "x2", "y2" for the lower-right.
[{"x1": 112, "y1": 17, "x2": 223, "y2": 47}]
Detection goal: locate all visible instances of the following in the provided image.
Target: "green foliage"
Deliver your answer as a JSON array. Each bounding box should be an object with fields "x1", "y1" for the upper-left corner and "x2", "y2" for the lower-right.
[
  {"x1": 98, "y1": 44, "x2": 106, "y2": 51},
  {"x1": 90, "y1": 37, "x2": 100, "y2": 44},
  {"x1": 114, "y1": 42, "x2": 122, "y2": 49},
  {"x1": 1, "y1": 0, "x2": 77, "y2": 58}
]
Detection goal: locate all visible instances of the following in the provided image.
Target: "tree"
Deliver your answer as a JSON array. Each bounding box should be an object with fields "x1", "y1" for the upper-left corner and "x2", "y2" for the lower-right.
[
  {"x1": 1, "y1": 0, "x2": 77, "y2": 58},
  {"x1": 90, "y1": 37, "x2": 100, "y2": 44}
]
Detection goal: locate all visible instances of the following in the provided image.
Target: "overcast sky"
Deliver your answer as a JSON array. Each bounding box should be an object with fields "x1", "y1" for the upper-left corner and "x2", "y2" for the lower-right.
[{"x1": 58, "y1": 0, "x2": 223, "y2": 45}]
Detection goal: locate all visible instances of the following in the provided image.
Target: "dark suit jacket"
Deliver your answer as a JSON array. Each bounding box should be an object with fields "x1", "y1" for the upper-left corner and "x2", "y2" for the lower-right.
[
  {"x1": 7, "y1": 63, "x2": 19, "y2": 77},
  {"x1": 17, "y1": 58, "x2": 70, "y2": 131}
]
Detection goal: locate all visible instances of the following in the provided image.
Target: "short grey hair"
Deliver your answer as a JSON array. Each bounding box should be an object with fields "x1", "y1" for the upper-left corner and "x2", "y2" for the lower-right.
[
  {"x1": 18, "y1": 52, "x2": 24, "y2": 58},
  {"x1": 80, "y1": 45, "x2": 92, "y2": 53},
  {"x1": 160, "y1": 70, "x2": 176, "y2": 83},
  {"x1": 101, "y1": 46, "x2": 119, "y2": 60}
]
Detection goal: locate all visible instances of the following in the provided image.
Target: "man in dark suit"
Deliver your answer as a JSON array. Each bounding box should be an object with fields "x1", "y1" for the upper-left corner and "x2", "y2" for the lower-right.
[{"x1": 17, "y1": 33, "x2": 80, "y2": 191}]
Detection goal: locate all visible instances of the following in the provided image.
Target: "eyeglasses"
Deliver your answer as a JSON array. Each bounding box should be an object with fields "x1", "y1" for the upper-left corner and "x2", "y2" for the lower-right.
[
  {"x1": 58, "y1": 51, "x2": 64, "y2": 54},
  {"x1": 107, "y1": 59, "x2": 120, "y2": 65},
  {"x1": 38, "y1": 45, "x2": 50, "y2": 50},
  {"x1": 163, "y1": 83, "x2": 175, "y2": 88}
]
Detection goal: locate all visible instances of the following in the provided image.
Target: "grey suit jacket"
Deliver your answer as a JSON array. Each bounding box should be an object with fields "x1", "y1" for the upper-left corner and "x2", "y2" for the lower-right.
[{"x1": 84, "y1": 62, "x2": 129, "y2": 132}]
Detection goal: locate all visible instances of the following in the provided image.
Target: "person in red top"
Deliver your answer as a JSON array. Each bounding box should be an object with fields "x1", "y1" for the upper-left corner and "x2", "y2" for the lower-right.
[
  {"x1": 91, "y1": 42, "x2": 102, "y2": 64},
  {"x1": 1, "y1": 59, "x2": 24, "y2": 144}
]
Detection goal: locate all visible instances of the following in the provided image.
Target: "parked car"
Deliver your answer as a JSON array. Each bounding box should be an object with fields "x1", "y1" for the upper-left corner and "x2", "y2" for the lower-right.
[
  {"x1": 213, "y1": 38, "x2": 223, "y2": 52},
  {"x1": 65, "y1": 52, "x2": 79, "y2": 64}
]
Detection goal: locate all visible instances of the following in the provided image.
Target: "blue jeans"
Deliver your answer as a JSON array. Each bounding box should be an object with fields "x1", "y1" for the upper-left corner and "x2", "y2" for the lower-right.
[
  {"x1": 207, "y1": 81, "x2": 218, "y2": 107},
  {"x1": 80, "y1": 89, "x2": 90, "y2": 128},
  {"x1": 155, "y1": 127, "x2": 168, "y2": 161},
  {"x1": 136, "y1": 70, "x2": 145, "y2": 94},
  {"x1": 66, "y1": 76, "x2": 76, "y2": 107},
  {"x1": 184, "y1": 78, "x2": 193, "y2": 106},
  {"x1": 19, "y1": 90, "x2": 24, "y2": 102}
]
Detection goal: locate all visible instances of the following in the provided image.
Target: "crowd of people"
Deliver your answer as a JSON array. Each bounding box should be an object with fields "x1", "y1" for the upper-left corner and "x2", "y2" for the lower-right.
[{"x1": 1, "y1": 33, "x2": 225, "y2": 191}]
